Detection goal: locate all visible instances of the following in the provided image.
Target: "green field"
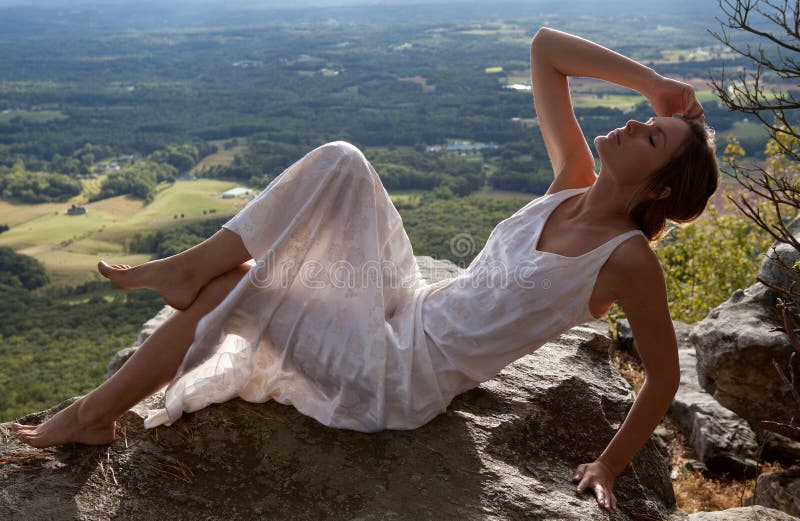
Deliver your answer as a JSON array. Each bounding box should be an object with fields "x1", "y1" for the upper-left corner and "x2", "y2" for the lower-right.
[
  {"x1": 191, "y1": 138, "x2": 249, "y2": 173},
  {"x1": 571, "y1": 93, "x2": 646, "y2": 110},
  {"x1": 79, "y1": 174, "x2": 107, "y2": 200},
  {"x1": 0, "y1": 109, "x2": 68, "y2": 123},
  {"x1": 0, "y1": 179, "x2": 246, "y2": 286},
  {"x1": 471, "y1": 186, "x2": 535, "y2": 202},
  {"x1": 0, "y1": 200, "x2": 65, "y2": 227},
  {"x1": 695, "y1": 89, "x2": 718, "y2": 103},
  {"x1": 388, "y1": 190, "x2": 426, "y2": 204},
  {"x1": 717, "y1": 119, "x2": 770, "y2": 144}
]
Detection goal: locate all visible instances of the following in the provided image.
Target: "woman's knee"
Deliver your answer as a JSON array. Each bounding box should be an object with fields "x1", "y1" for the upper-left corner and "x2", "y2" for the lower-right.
[
  {"x1": 318, "y1": 140, "x2": 363, "y2": 160},
  {"x1": 316, "y1": 141, "x2": 372, "y2": 174}
]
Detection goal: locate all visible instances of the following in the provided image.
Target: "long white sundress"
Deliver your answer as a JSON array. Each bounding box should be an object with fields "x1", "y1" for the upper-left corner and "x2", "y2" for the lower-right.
[{"x1": 142, "y1": 141, "x2": 646, "y2": 432}]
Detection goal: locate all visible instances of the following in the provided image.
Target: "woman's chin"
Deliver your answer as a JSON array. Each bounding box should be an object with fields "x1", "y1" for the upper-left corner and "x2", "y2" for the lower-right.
[{"x1": 595, "y1": 138, "x2": 611, "y2": 157}]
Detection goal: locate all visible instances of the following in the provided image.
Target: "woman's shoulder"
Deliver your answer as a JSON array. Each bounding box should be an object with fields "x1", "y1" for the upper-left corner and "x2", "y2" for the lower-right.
[{"x1": 606, "y1": 233, "x2": 664, "y2": 294}]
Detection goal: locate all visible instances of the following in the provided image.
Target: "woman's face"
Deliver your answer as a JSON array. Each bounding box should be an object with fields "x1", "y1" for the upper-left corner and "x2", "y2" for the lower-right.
[{"x1": 595, "y1": 116, "x2": 692, "y2": 190}]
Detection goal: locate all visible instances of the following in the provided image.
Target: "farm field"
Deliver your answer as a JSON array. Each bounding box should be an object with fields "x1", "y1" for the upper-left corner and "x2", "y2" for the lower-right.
[
  {"x1": 0, "y1": 179, "x2": 245, "y2": 286},
  {"x1": 0, "y1": 109, "x2": 68, "y2": 124},
  {"x1": 190, "y1": 138, "x2": 249, "y2": 173},
  {"x1": 718, "y1": 120, "x2": 770, "y2": 141}
]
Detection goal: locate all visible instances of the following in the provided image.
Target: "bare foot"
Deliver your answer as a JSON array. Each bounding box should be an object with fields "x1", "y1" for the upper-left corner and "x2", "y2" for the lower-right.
[
  {"x1": 10, "y1": 399, "x2": 118, "y2": 448},
  {"x1": 97, "y1": 259, "x2": 200, "y2": 310}
]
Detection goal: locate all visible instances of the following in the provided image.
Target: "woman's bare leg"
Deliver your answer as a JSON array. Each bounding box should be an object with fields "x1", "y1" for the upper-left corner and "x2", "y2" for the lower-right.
[
  {"x1": 97, "y1": 227, "x2": 252, "y2": 311},
  {"x1": 11, "y1": 263, "x2": 252, "y2": 448}
]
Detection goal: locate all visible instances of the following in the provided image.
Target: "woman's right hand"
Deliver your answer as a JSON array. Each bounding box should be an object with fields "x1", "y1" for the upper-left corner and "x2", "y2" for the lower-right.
[{"x1": 645, "y1": 74, "x2": 705, "y2": 122}]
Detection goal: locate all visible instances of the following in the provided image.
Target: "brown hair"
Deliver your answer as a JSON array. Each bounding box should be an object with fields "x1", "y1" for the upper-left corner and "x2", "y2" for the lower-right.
[{"x1": 624, "y1": 117, "x2": 719, "y2": 243}]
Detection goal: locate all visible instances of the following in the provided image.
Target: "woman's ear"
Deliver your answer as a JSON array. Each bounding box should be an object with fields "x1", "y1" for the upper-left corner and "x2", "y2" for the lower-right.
[{"x1": 651, "y1": 186, "x2": 671, "y2": 200}]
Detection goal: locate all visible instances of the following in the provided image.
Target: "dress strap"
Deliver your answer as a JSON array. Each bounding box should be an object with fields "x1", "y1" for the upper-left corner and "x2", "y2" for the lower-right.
[
  {"x1": 591, "y1": 229, "x2": 647, "y2": 262},
  {"x1": 549, "y1": 186, "x2": 590, "y2": 200},
  {"x1": 606, "y1": 228, "x2": 647, "y2": 248}
]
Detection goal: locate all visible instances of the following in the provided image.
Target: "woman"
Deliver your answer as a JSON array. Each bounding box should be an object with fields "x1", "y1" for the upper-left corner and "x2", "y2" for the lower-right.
[
  {"x1": 11, "y1": 28, "x2": 717, "y2": 513},
  {"x1": 525, "y1": 28, "x2": 717, "y2": 512}
]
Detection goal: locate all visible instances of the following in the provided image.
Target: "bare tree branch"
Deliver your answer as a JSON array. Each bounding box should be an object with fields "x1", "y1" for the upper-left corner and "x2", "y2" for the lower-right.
[{"x1": 719, "y1": 0, "x2": 800, "y2": 52}]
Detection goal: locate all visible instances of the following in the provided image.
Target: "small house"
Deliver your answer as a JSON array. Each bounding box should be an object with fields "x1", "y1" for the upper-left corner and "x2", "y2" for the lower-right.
[{"x1": 66, "y1": 204, "x2": 87, "y2": 215}]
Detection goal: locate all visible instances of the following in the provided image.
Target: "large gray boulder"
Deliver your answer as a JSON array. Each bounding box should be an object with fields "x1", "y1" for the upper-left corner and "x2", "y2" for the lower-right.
[
  {"x1": 1, "y1": 256, "x2": 690, "y2": 520},
  {"x1": 753, "y1": 469, "x2": 800, "y2": 518},
  {"x1": 671, "y1": 344, "x2": 760, "y2": 476},
  {"x1": 756, "y1": 214, "x2": 800, "y2": 306},
  {"x1": 690, "y1": 282, "x2": 798, "y2": 440},
  {"x1": 759, "y1": 430, "x2": 800, "y2": 464}
]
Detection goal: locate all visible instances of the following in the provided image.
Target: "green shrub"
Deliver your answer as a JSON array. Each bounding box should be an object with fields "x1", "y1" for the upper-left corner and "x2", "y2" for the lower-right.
[{"x1": 0, "y1": 246, "x2": 50, "y2": 290}]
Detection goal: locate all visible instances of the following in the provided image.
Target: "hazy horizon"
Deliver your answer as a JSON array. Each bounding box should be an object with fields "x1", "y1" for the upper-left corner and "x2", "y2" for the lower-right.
[{"x1": 0, "y1": 0, "x2": 724, "y2": 41}]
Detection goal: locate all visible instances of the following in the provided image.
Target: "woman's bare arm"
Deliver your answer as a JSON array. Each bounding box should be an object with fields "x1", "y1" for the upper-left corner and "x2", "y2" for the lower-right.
[
  {"x1": 572, "y1": 239, "x2": 680, "y2": 512},
  {"x1": 530, "y1": 28, "x2": 660, "y2": 194},
  {"x1": 598, "y1": 241, "x2": 681, "y2": 476}
]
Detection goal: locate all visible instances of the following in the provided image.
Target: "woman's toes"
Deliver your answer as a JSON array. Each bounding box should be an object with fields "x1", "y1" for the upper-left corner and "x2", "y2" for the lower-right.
[
  {"x1": 98, "y1": 260, "x2": 123, "y2": 272},
  {"x1": 97, "y1": 260, "x2": 112, "y2": 274},
  {"x1": 98, "y1": 260, "x2": 143, "y2": 290}
]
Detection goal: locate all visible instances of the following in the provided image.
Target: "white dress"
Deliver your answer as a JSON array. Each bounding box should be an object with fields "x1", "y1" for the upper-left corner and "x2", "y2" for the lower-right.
[{"x1": 143, "y1": 141, "x2": 646, "y2": 432}]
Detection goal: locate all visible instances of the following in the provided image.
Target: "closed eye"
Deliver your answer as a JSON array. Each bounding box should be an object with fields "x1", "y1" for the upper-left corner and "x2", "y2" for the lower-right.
[{"x1": 649, "y1": 136, "x2": 655, "y2": 147}]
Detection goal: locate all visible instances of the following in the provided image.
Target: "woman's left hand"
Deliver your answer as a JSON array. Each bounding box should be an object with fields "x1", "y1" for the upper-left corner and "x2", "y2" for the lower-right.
[
  {"x1": 645, "y1": 74, "x2": 704, "y2": 122},
  {"x1": 573, "y1": 459, "x2": 618, "y2": 512}
]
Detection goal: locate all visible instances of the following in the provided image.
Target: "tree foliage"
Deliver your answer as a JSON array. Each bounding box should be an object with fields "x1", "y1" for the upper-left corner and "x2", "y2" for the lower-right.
[
  {"x1": 0, "y1": 170, "x2": 82, "y2": 203},
  {"x1": 92, "y1": 160, "x2": 177, "y2": 203},
  {"x1": 0, "y1": 282, "x2": 163, "y2": 422},
  {"x1": 0, "y1": 246, "x2": 50, "y2": 290}
]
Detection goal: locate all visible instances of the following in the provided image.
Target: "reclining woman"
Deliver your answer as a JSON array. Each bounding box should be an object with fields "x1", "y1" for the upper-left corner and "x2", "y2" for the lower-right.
[{"x1": 12, "y1": 28, "x2": 718, "y2": 514}]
